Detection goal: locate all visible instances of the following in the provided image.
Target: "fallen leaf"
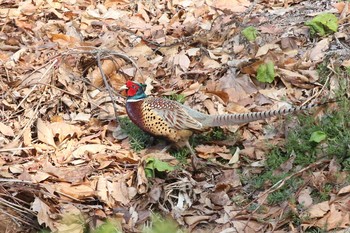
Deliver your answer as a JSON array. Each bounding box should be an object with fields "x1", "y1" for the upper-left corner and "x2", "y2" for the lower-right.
[
  {"x1": 0, "y1": 122, "x2": 14, "y2": 137},
  {"x1": 212, "y1": 0, "x2": 250, "y2": 13},
  {"x1": 56, "y1": 182, "x2": 95, "y2": 199},
  {"x1": 181, "y1": 82, "x2": 201, "y2": 97},
  {"x1": 315, "y1": 204, "x2": 350, "y2": 230},
  {"x1": 50, "y1": 122, "x2": 83, "y2": 143},
  {"x1": 255, "y1": 43, "x2": 280, "y2": 57},
  {"x1": 309, "y1": 38, "x2": 330, "y2": 62},
  {"x1": 173, "y1": 52, "x2": 190, "y2": 71},
  {"x1": 228, "y1": 147, "x2": 240, "y2": 164},
  {"x1": 37, "y1": 118, "x2": 56, "y2": 148},
  {"x1": 298, "y1": 187, "x2": 313, "y2": 208},
  {"x1": 338, "y1": 185, "x2": 350, "y2": 195},
  {"x1": 306, "y1": 201, "x2": 330, "y2": 218},
  {"x1": 32, "y1": 197, "x2": 55, "y2": 230}
]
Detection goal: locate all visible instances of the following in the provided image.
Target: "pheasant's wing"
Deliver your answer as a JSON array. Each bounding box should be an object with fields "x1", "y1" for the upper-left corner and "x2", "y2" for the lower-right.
[{"x1": 145, "y1": 97, "x2": 204, "y2": 130}]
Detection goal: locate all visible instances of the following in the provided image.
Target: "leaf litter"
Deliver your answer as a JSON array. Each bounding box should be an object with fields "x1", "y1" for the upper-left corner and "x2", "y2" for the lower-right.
[{"x1": 0, "y1": 0, "x2": 350, "y2": 232}]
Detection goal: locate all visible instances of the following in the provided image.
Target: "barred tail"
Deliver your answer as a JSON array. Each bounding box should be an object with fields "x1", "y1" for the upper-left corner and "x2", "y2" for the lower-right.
[{"x1": 209, "y1": 102, "x2": 325, "y2": 127}]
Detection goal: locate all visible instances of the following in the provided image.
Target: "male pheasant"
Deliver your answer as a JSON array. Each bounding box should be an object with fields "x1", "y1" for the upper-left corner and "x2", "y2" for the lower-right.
[{"x1": 120, "y1": 80, "x2": 325, "y2": 155}]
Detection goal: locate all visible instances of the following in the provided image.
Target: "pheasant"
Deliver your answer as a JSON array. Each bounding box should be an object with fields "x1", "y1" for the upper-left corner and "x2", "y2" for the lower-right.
[{"x1": 120, "y1": 80, "x2": 326, "y2": 156}]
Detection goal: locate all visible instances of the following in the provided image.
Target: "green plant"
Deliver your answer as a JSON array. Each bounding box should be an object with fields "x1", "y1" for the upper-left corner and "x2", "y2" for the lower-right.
[
  {"x1": 305, "y1": 13, "x2": 338, "y2": 36},
  {"x1": 346, "y1": 66, "x2": 350, "y2": 75},
  {"x1": 171, "y1": 147, "x2": 189, "y2": 164},
  {"x1": 317, "y1": 61, "x2": 332, "y2": 85},
  {"x1": 119, "y1": 117, "x2": 154, "y2": 151},
  {"x1": 242, "y1": 26, "x2": 258, "y2": 41},
  {"x1": 256, "y1": 61, "x2": 275, "y2": 83},
  {"x1": 142, "y1": 214, "x2": 185, "y2": 233},
  {"x1": 145, "y1": 157, "x2": 175, "y2": 178},
  {"x1": 191, "y1": 127, "x2": 233, "y2": 146},
  {"x1": 93, "y1": 219, "x2": 122, "y2": 233},
  {"x1": 166, "y1": 93, "x2": 186, "y2": 104},
  {"x1": 250, "y1": 93, "x2": 350, "y2": 206}
]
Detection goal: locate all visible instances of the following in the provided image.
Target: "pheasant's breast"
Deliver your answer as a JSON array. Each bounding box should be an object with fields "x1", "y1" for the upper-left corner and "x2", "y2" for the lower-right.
[{"x1": 142, "y1": 102, "x2": 181, "y2": 142}]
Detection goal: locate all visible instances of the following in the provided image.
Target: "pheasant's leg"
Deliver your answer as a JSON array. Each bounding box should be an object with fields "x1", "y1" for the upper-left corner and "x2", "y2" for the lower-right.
[
  {"x1": 185, "y1": 141, "x2": 199, "y2": 170},
  {"x1": 160, "y1": 144, "x2": 171, "y2": 153}
]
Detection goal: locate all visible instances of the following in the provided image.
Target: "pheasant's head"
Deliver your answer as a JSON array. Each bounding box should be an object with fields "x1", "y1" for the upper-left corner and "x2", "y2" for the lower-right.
[{"x1": 120, "y1": 81, "x2": 147, "y2": 101}]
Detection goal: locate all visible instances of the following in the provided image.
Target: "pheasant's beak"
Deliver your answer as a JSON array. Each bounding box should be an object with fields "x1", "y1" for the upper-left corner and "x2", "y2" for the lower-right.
[
  {"x1": 119, "y1": 85, "x2": 128, "y2": 96},
  {"x1": 119, "y1": 85, "x2": 128, "y2": 91}
]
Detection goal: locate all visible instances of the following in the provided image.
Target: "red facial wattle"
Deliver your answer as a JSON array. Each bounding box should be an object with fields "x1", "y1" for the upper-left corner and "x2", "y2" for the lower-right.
[{"x1": 126, "y1": 81, "x2": 139, "y2": 97}]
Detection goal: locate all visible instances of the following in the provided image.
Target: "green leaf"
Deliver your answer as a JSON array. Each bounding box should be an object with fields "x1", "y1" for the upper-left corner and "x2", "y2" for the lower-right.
[
  {"x1": 93, "y1": 219, "x2": 121, "y2": 233},
  {"x1": 256, "y1": 61, "x2": 275, "y2": 83},
  {"x1": 242, "y1": 26, "x2": 258, "y2": 42},
  {"x1": 309, "y1": 131, "x2": 327, "y2": 143},
  {"x1": 305, "y1": 13, "x2": 338, "y2": 36},
  {"x1": 145, "y1": 158, "x2": 175, "y2": 178},
  {"x1": 143, "y1": 214, "x2": 183, "y2": 233}
]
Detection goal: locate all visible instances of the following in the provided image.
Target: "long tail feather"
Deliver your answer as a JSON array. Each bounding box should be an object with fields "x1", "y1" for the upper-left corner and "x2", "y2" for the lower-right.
[{"x1": 208, "y1": 101, "x2": 328, "y2": 127}]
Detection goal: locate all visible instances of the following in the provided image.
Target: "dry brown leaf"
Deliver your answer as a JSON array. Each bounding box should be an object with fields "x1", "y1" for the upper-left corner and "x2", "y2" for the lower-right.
[
  {"x1": 273, "y1": 151, "x2": 295, "y2": 175},
  {"x1": 51, "y1": 122, "x2": 83, "y2": 143},
  {"x1": 51, "y1": 33, "x2": 79, "y2": 44},
  {"x1": 232, "y1": 220, "x2": 264, "y2": 233},
  {"x1": 56, "y1": 182, "x2": 95, "y2": 199},
  {"x1": 96, "y1": 177, "x2": 111, "y2": 205},
  {"x1": 306, "y1": 201, "x2": 330, "y2": 218},
  {"x1": 212, "y1": 0, "x2": 250, "y2": 13},
  {"x1": 87, "y1": 59, "x2": 125, "y2": 88},
  {"x1": 19, "y1": 66, "x2": 51, "y2": 87},
  {"x1": 32, "y1": 171, "x2": 51, "y2": 183},
  {"x1": 71, "y1": 144, "x2": 119, "y2": 158},
  {"x1": 173, "y1": 52, "x2": 190, "y2": 71},
  {"x1": 181, "y1": 82, "x2": 201, "y2": 97},
  {"x1": 342, "y1": 60, "x2": 350, "y2": 67},
  {"x1": 209, "y1": 191, "x2": 230, "y2": 206},
  {"x1": 128, "y1": 42, "x2": 153, "y2": 57},
  {"x1": 9, "y1": 164, "x2": 24, "y2": 174},
  {"x1": 137, "y1": 165, "x2": 148, "y2": 194},
  {"x1": 205, "y1": 90, "x2": 229, "y2": 103},
  {"x1": 42, "y1": 161, "x2": 92, "y2": 183},
  {"x1": 229, "y1": 147, "x2": 240, "y2": 164},
  {"x1": 240, "y1": 147, "x2": 255, "y2": 159},
  {"x1": 309, "y1": 38, "x2": 330, "y2": 62},
  {"x1": 195, "y1": 145, "x2": 230, "y2": 154},
  {"x1": 37, "y1": 119, "x2": 56, "y2": 148},
  {"x1": 256, "y1": 43, "x2": 280, "y2": 57},
  {"x1": 259, "y1": 25, "x2": 283, "y2": 34},
  {"x1": 109, "y1": 72, "x2": 127, "y2": 91},
  {"x1": 280, "y1": 37, "x2": 298, "y2": 51},
  {"x1": 315, "y1": 204, "x2": 350, "y2": 230},
  {"x1": 110, "y1": 178, "x2": 136, "y2": 205},
  {"x1": 32, "y1": 197, "x2": 55, "y2": 230},
  {"x1": 0, "y1": 122, "x2": 14, "y2": 137},
  {"x1": 278, "y1": 68, "x2": 309, "y2": 82},
  {"x1": 184, "y1": 215, "x2": 211, "y2": 225},
  {"x1": 338, "y1": 185, "x2": 350, "y2": 195},
  {"x1": 333, "y1": 2, "x2": 347, "y2": 14},
  {"x1": 56, "y1": 223, "x2": 84, "y2": 233},
  {"x1": 202, "y1": 56, "x2": 221, "y2": 69},
  {"x1": 219, "y1": 75, "x2": 258, "y2": 103},
  {"x1": 203, "y1": 99, "x2": 217, "y2": 115},
  {"x1": 298, "y1": 187, "x2": 313, "y2": 208}
]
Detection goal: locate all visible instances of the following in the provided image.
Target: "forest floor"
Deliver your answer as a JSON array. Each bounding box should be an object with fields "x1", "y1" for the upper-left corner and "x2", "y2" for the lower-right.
[{"x1": 1, "y1": 0, "x2": 350, "y2": 232}]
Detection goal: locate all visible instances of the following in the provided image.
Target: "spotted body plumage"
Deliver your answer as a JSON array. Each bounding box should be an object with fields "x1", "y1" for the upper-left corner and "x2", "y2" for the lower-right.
[{"x1": 126, "y1": 97, "x2": 198, "y2": 143}]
